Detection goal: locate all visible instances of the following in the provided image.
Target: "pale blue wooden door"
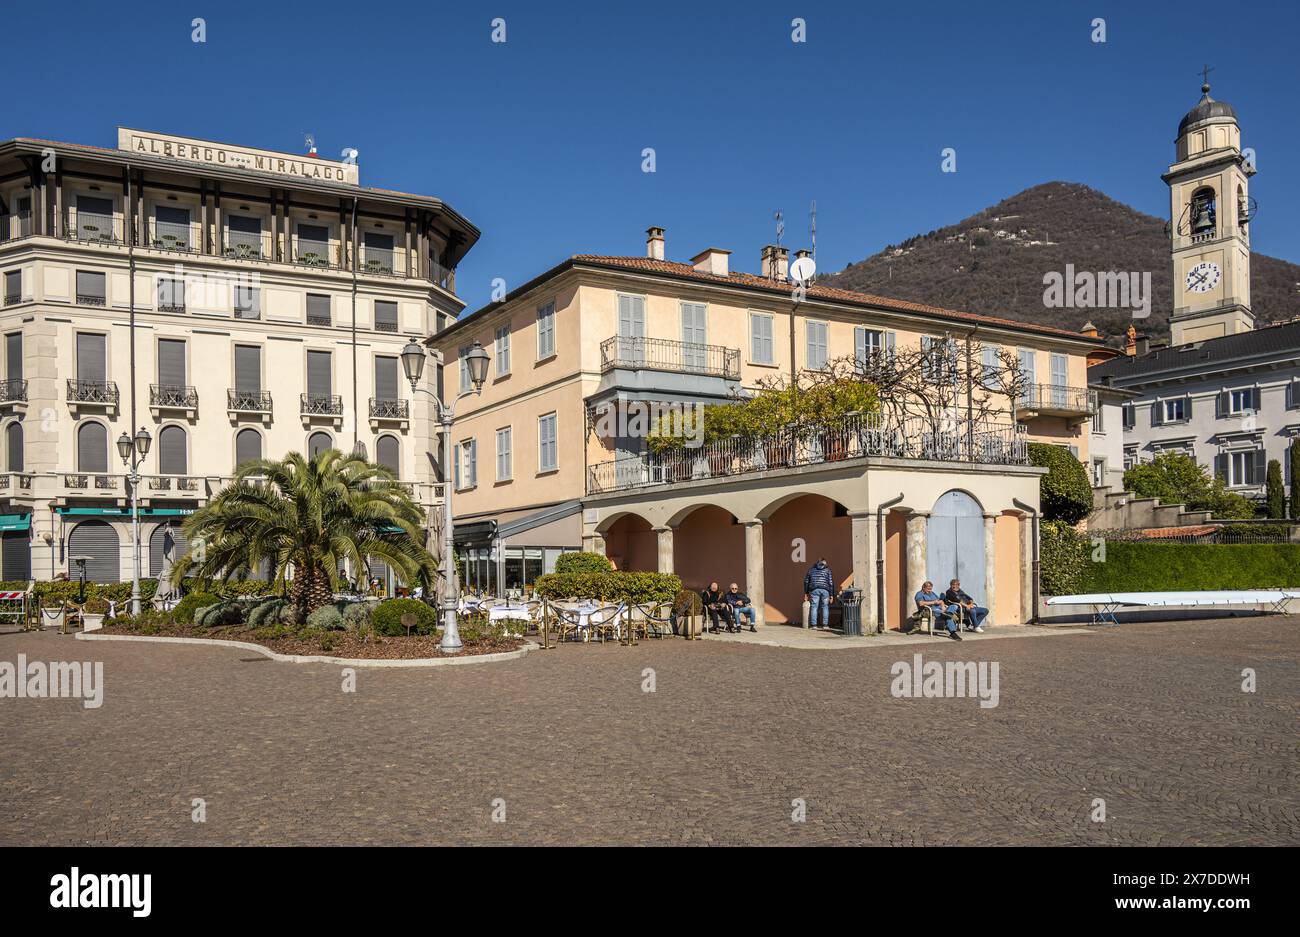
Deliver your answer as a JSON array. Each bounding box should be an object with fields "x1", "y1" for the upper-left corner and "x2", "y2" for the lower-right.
[{"x1": 926, "y1": 490, "x2": 986, "y2": 604}]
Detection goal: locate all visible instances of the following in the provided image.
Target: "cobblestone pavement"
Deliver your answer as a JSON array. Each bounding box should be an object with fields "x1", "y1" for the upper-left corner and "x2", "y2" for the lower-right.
[{"x1": 1, "y1": 618, "x2": 1296, "y2": 846}]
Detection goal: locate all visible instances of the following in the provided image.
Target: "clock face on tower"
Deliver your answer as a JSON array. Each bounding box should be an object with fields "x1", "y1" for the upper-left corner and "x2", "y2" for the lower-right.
[{"x1": 1185, "y1": 261, "x2": 1222, "y2": 293}]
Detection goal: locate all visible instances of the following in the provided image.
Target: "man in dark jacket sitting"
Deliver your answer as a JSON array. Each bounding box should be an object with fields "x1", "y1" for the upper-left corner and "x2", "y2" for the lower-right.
[
  {"x1": 943, "y1": 578, "x2": 988, "y2": 632},
  {"x1": 724, "y1": 582, "x2": 758, "y2": 633},
  {"x1": 700, "y1": 582, "x2": 727, "y2": 634}
]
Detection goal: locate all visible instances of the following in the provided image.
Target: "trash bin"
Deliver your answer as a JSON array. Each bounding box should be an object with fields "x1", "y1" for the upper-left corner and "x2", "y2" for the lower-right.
[{"x1": 838, "y1": 588, "x2": 863, "y2": 636}]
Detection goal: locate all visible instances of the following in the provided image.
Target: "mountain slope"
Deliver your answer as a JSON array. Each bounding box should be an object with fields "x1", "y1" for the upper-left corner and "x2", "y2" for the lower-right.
[{"x1": 824, "y1": 182, "x2": 1300, "y2": 343}]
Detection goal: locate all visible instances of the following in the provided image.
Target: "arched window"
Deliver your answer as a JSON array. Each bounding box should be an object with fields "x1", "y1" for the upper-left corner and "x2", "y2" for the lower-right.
[
  {"x1": 158, "y1": 425, "x2": 187, "y2": 475},
  {"x1": 76, "y1": 421, "x2": 108, "y2": 472},
  {"x1": 307, "y1": 432, "x2": 332, "y2": 458},
  {"x1": 4, "y1": 421, "x2": 22, "y2": 472},
  {"x1": 68, "y1": 519, "x2": 120, "y2": 583},
  {"x1": 234, "y1": 427, "x2": 262, "y2": 468},
  {"x1": 376, "y1": 434, "x2": 400, "y2": 474}
]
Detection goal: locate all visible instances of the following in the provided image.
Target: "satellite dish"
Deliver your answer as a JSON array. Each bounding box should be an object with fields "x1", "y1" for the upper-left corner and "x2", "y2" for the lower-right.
[{"x1": 789, "y1": 255, "x2": 817, "y2": 285}]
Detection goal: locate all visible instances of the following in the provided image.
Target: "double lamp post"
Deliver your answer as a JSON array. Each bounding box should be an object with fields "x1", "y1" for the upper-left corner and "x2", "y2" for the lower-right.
[
  {"x1": 400, "y1": 338, "x2": 489, "y2": 653},
  {"x1": 116, "y1": 426, "x2": 152, "y2": 616}
]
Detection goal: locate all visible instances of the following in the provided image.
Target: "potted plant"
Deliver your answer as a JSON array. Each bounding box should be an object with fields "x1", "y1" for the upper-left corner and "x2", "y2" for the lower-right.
[{"x1": 80, "y1": 596, "x2": 110, "y2": 632}]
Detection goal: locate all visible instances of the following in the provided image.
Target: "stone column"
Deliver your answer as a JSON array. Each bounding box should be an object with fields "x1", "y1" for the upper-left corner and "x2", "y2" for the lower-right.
[
  {"x1": 849, "y1": 512, "x2": 876, "y2": 631},
  {"x1": 743, "y1": 520, "x2": 765, "y2": 627},
  {"x1": 582, "y1": 532, "x2": 605, "y2": 555},
  {"x1": 655, "y1": 526, "x2": 674, "y2": 575},
  {"x1": 1018, "y1": 514, "x2": 1033, "y2": 625},
  {"x1": 905, "y1": 512, "x2": 929, "y2": 612},
  {"x1": 982, "y1": 513, "x2": 998, "y2": 626}
]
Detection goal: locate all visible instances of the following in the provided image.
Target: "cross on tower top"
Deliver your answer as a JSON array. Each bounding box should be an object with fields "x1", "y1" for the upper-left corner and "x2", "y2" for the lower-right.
[{"x1": 1199, "y1": 64, "x2": 1214, "y2": 93}]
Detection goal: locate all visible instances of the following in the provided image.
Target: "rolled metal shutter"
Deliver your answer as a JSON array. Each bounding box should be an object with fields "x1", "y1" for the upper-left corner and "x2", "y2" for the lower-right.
[
  {"x1": 76, "y1": 333, "x2": 106, "y2": 382},
  {"x1": 234, "y1": 345, "x2": 261, "y2": 392},
  {"x1": 307, "y1": 351, "x2": 332, "y2": 397},
  {"x1": 1, "y1": 529, "x2": 31, "y2": 580},
  {"x1": 68, "y1": 520, "x2": 120, "y2": 583},
  {"x1": 307, "y1": 294, "x2": 331, "y2": 323},
  {"x1": 235, "y1": 428, "x2": 261, "y2": 466},
  {"x1": 6, "y1": 333, "x2": 21, "y2": 381},
  {"x1": 5, "y1": 421, "x2": 21, "y2": 472},
  {"x1": 77, "y1": 421, "x2": 108, "y2": 472},
  {"x1": 376, "y1": 435, "x2": 399, "y2": 473},
  {"x1": 374, "y1": 356, "x2": 398, "y2": 400},
  {"x1": 158, "y1": 425, "x2": 187, "y2": 474},
  {"x1": 374, "y1": 301, "x2": 398, "y2": 331},
  {"x1": 149, "y1": 522, "x2": 190, "y2": 577},
  {"x1": 158, "y1": 339, "x2": 186, "y2": 386},
  {"x1": 308, "y1": 432, "x2": 332, "y2": 458}
]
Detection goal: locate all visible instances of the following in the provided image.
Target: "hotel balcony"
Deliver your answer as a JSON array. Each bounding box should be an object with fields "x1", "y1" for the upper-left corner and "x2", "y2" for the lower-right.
[
  {"x1": 3, "y1": 290, "x2": 21, "y2": 306},
  {"x1": 60, "y1": 211, "x2": 124, "y2": 245},
  {"x1": 0, "y1": 211, "x2": 33, "y2": 241},
  {"x1": 147, "y1": 219, "x2": 199, "y2": 253},
  {"x1": 150, "y1": 384, "x2": 198, "y2": 418},
  {"x1": 593, "y1": 336, "x2": 742, "y2": 407},
  {"x1": 301, "y1": 392, "x2": 344, "y2": 428},
  {"x1": 1017, "y1": 383, "x2": 1095, "y2": 420},
  {"x1": 228, "y1": 389, "x2": 273, "y2": 423},
  {"x1": 0, "y1": 471, "x2": 34, "y2": 502},
  {"x1": 293, "y1": 239, "x2": 343, "y2": 270},
  {"x1": 368, "y1": 397, "x2": 409, "y2": 430},
  {"x1": 587, "y1": 412, "x2": 1028, "y2": 495},
  {"x1": 67, "y1": 379, "x2": 120, "y2": 415},
  {"x1": 0, "y1": 378, "x2": 27, "y2": 414}
]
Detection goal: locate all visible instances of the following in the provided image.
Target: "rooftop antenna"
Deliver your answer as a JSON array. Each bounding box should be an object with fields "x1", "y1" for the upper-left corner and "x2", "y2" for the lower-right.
[
  {"x1": 773, "y1": 209, "x2": 784, "y2": 248},
  {"x1": 303, "y1": 132, "x2": 318, "y2": 157},
  {"x1": 810, "y1": 199, "x2": 817, "y2": 263}
]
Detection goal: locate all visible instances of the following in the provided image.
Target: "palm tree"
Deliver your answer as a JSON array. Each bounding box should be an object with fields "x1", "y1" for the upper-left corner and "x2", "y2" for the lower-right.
[{"x1": 171, "y1": 449, "x2": 435, "y2": 620}]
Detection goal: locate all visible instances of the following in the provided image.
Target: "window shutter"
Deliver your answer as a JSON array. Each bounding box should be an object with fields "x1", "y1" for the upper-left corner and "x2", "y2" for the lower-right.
[
  {"x1": 67, "y1": 520, "x2": 119, "y2": 583},
  {"x1": 157, "y1": 339, "x2": 186, "y2": 387},
  {"x1": 2, "y1": 529, "x2": 31, "y2": 580},
  {"x1": 307, "y1": 350, "x2": 332, "y2": 397},
  {"x1": 374, "y1": 301, "x2": 398, "y2": 331},
  {"x1": 1216, "y1": 390, "x2": 1227, "y2": 419},
  {"x1": 234, "y1": 345, "x2": 261, "y2": 392},
  {"x1": 5, "y1": 422, "x2": 22, "y2": 472},
  {"x1": 1151, "y1": 400, "x2": 1163, "y2": 427},
  {"x1": 1184, "y1": 395, "x2": 1193, "y2": 419},
  {"x1": 377, "y1": 435, "x2": 399, "y2": 473},
  {"x1": 1252, "y1": 450, "x2": 1266, "y2": 485},
  {"x1": 374, "y1": 356, "x2": 398, "y2": 401},
  {"x1": 885, "y1": 331, "x2": 896, "y2": 362},
  {"x1": 76, "y1": 333, "x2": 106, "y2": 383},
  {"x1": 854, "y1": 327, "x2": 867, "y2": 364},
  {"x1": 468, "y1": 440, "x2": 477, "y2": 487},
  {"x1": 6, "y1": 333, "x2": 22, "y2": 381},
  {"x1": 307, "y1": 294, "x2": 331, "y2": 323},
  {"x1": 77, "y1": 421, "x2": 108, "y2": 472},
  {"x1": 1252, "y1": 384, "x2": 1262, "y2": 411},
  {"x1": 1214, "y1": 453, "x2": 1228, "y2": 483},
  {"x1": 158, "y1": 425, "x2": 187, "y2": 474},
  {"x1": 235, "y1": 428, "x2": 261, "y2": 465},
  {"x1": 308, "y1": 432, "x2": 331, "y2": 458}
]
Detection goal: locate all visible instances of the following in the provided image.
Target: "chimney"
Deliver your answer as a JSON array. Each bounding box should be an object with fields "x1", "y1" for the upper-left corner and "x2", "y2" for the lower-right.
[
  {"x1": 1135, "y1": 333, "x2": 1150, "y2": 356},
  {"x1": 645, "y1": 226, "x2": 665, "y2": 261},
  {"x1": 1081, "y1": 320, "x2": 1099, "y2": 338},
  {"x1": 1124, "y1": 324, "x2": 1137, "y2": 356},
  {"x1": 690, "y1": 247, "x2": 731, "y2": 277},
  {"x1": 760, "y1": 244, "x2": 789, "y2": 280}
]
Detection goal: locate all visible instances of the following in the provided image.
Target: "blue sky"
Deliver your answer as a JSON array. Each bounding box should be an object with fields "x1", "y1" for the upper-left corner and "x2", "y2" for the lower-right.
[{"x1": 6, "y1": 0, "x2": 1298, "y2": 313}]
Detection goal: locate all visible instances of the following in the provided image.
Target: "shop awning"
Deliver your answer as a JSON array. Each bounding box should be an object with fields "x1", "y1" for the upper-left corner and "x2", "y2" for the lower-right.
[
  {"x1": 0, "y1": 513, "x2": 32, "y2": 531},
  {"x1": 56, "y1": 507, "x2": 196, "y2": 517}
]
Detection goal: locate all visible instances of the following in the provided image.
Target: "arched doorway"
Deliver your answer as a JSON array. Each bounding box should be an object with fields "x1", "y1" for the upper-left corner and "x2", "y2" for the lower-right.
[
  {"x1": 927, "y1": 490, "x2": 985, "y2": 604},
  {"x1": 601, "y1": 512, "x2": 656, "y2": 572},
  {"x1": 761, "y1": 493, "x2": 852, "y2": 625},
  {"x1": 672, "y1": 505, "x2": 744, "y2": 597},
  {"x1": 68, "y1": 519, "x2": 120, "y2": 583}
]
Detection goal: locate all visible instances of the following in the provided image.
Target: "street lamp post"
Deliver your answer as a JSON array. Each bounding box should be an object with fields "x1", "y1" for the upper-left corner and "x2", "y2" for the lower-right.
[
  {"x1": 117, "y1": 426, "x2": 153, "y2": 616},
  {"x1": 401, "y1": 340, "x2": 489, "y2": 653}
]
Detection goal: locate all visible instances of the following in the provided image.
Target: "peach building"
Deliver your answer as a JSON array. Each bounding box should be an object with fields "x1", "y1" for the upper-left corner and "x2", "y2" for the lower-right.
[{"x1": 432, "y1": 228, "x2": 1104, "y2": 627}]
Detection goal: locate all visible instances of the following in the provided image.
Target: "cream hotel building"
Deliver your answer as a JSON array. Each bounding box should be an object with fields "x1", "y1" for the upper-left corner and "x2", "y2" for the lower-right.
[{"x1": 0, "y1": 129, "x2": 477, "y2": 586}]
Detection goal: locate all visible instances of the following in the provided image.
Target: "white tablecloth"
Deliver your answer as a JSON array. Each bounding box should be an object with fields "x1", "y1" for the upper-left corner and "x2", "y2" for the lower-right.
[{"x1": 488, "y1": 605, "x2": 533, "y2": 622}]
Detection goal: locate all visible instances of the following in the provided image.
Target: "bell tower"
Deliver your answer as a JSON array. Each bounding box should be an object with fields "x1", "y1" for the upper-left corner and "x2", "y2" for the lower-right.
[{"x1": 1162, "y1": 70, "x2": 1255, "y2": 345}]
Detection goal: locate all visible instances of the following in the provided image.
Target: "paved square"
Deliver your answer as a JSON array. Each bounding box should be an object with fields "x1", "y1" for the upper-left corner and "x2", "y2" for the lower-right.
[{"x1": 1, "y1": 618, "x2": 1296, "y2": 845}]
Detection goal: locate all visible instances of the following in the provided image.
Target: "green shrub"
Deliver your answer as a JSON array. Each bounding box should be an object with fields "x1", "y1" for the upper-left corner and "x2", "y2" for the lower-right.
[
  {"x1": 1028, "y1": 442, "x2": 1093, "y2": 524},
  {"x1": 1083, "y1": 542, "x2": 1300, "y2": 592},
  {"x1": 373, "y1": 598, "x2": 438, "y2": 636},
  {"x1": 1266, "y1": 459, "x2": 1286, "y2": 519},
  {"x1": 553, "y1": 552, "x2": 613, "y2": 575},
  {"x1": 247, "y1": 597, "x2": 285, "y2": 628},
  {"x1": 197, "y1": 602, "x2": 243, "y2": 627},
  {"x1": 342, "y1": 601, "x2": 375, "y2": 631},
  {"x1": 173, "y1": 591, "x2": 221, "y2": 626},
  {"x1": 672, "y1": 588, "x2": 703, "y2": 618},
  {"x1": 1039, "y1": 520, "x2": 1091, "y2": 596},
  {"x1": 1290, "y1": 442, "x2": 1300, "y2": 521},
  {"x1": 535, "y1": 571, "x2": 681, "y2": 605},
  {"x1": 306, "y1": 605, "x2": 345, "y2": 631},
  {"x1": 82, "y1": 597, "x2": 111, "y2": 615}
]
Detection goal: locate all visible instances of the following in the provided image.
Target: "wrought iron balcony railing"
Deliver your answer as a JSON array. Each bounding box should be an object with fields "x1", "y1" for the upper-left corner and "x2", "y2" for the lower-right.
[
  {"x1": 307, "y1": 312, "x2": 332, "y2": 327},
  {"x1": 361, "y1": 246, "x2": 396, "y2": 275},
  {"x1": 146, "y1": 475, "x2": 201, "y2": 492},
  {"x1": 3, "y1": 293, "x2": 20, "y2": 306},
  {"x1": 62, "y1": 211, "x2": 123, "y2": 244},
  {"x1": 599, "y1": 335, "x2": 741, "y2": 380},
  {"x1": 76, "y1": 292, "x2": 107, "y2": 307},
  {"x1": 150, "y1": 384, "x2": 198, "y2": 409},
  {"x1": 67, "y1": 380, "x2": 119, "y2": 406},
  {"x1": 1018, "y1": 383, "x2": 1093, "y2": 415},
  {"x1": 294, "y1": 240, "x2": 341, "y2": 269},
  {"x1": 301, "y1": 393, "x2": 343, "y2": 416},
  {"x1": 224, "y1": 229, "x2": 272, "y2": 261},
  {"x1": 586, "y1": 412, "x2": 1029, "y2": 495},
  {"x1": 148, "y1": 220, "x2": 196, "y2": 252},
  {"x1": 228, "y1": 389, "x2": 273, "y2": 413},
  {"x1": 63, "y1": 473, "x2": 120, "y2": 491},
  {"x1": 0, "y1": 379, "x2": 26, "y2": 402},
  {"x1": 369, "y1": 397, "x2": 409, "y2": 420}
]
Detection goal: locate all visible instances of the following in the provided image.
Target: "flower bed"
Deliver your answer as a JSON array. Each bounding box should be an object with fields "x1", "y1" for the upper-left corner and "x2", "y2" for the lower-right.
[{"x1": 98, "y1": 618, "x2": 523, "y2": 660}]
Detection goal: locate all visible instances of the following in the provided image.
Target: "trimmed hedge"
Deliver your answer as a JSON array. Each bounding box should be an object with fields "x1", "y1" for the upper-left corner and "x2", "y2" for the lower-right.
[
  {"x1": 173, "y1": 592, "x2": 222, "y2": 625},
  {"x1": 0, "y1": 579, "x2": 273, "y2": 606},
  {"x1": 552, "y1": 552, "x2": 613, "y2": 575},
  {"x1": 373, "y1": 598, "x2": 438, "y2": 636},
  {"x1": 1040, "y1": 520, "x2": 1090, "y2": 596},
  {"x1": 535, "y1": 571, "x2": 681, "y2": 605},
  {"x1": 1028, "y1": 442, "x2": 1092, "y2": 524},
  {"x1": 306, "y1": 605, "x2": 345, "y2": 631},
  {"x1": 1083, "y1": 542, "x2": 1300, "y2": 593}
]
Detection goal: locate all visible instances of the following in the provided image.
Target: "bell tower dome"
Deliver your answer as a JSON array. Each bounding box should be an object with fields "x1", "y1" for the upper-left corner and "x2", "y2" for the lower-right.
[{"x1": 1161, "y1": 70, "x2": 1255, "y2": 345}]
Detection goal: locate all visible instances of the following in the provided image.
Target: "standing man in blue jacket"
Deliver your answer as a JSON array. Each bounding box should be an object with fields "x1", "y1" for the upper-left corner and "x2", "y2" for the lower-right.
[{"x1": 803, "y1": 557, "x2": 835, "y2": 629}]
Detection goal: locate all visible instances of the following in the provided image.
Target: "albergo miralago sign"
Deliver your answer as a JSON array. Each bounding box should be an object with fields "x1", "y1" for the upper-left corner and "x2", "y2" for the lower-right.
[{"x1": 117, "y1": 128, "x2": 359, "y2": 185}]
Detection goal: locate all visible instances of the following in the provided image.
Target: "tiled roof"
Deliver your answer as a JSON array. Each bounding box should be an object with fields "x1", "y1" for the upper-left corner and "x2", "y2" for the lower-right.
[
  {"x1": 1090, "y1": 318, "x2": 1300, "y2": 382},
  {"x1": 1139, "y1": 525, "x2": 1220, "y2": 539},
  {"x1": 569, "y1": 255, "x2": 1100, "y2": 341}
]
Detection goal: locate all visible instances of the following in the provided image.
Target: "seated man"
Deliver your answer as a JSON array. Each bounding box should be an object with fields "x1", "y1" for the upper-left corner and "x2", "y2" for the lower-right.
[
  {"x1": 724, "y1": 582, "x2": 758, "y2": 633},
  {"x1": 700, "y1": 581, "x2": 727, "y2": 634},
  {"x1": 943, "y1": 578, "x2": 988, "y2": 633},
  {"x1": 915, "y1": 580, "x2": 960, "y2": 641}
]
